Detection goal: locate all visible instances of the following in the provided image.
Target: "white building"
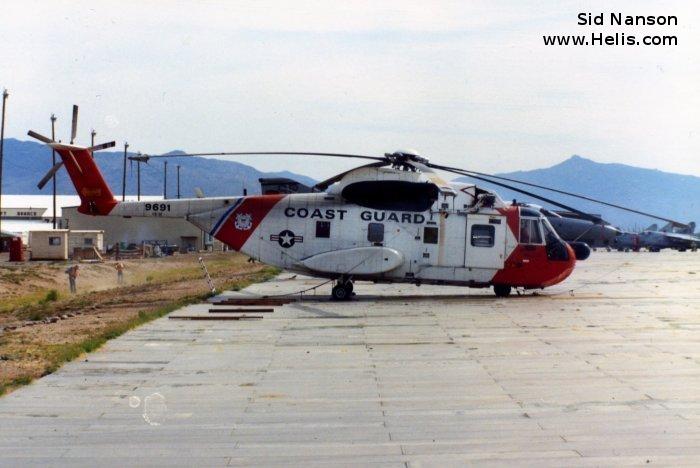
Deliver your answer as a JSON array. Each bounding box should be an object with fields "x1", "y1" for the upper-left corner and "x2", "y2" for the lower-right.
[
  {"x1": 3, "y1": 195, "x2": 222, "y2": 252},
  {"x1": 61, "y1": 204, "x2": 209, "y2": 252}
]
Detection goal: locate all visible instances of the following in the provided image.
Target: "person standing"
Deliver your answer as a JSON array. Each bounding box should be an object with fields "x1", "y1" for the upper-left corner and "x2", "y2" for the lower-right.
[
  {"x1": 115, "y1": 261, "x2": 125, "y2": 285},
  {"x1": 65, "y1": 264, "x2": 79, "y2": 293}
]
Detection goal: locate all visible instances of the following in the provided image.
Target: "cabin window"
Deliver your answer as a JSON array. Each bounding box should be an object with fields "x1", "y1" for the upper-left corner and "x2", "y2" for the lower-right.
[
  {"x1": 315, "y1": 221, "x2": 331, "y2": 238},
  {"x1": 423, "y1": 227, "x2": 438, "y2": 244},
  {"x1": 49, "y1": 236, "x2": 61, "y2": 246},
  {"x1": 471, "y1": 225, "x2": 495, "y2": 247},
  {"x1": 368, "y1": 223, "x2": 384, "y2": 243},
  {"x1": 519, "y1": 219, "x2": 543, "y2": 244}
]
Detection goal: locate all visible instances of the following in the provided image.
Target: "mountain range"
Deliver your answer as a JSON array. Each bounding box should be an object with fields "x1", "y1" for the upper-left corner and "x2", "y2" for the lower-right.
[
  {"x1": 2, "y1": 138, "x2": 698, "y2": 230},
  {"x1": 0, "y1": 138, "x2": 316, "y2": 198},
  {"x1": 456, "y1": 155, "x2": 700, "y2": 230}
]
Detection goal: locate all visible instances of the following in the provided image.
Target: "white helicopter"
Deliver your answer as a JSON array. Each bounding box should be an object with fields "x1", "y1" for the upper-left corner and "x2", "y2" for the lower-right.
[{"x1": 28, "y1": 106, "x2": 680, "y2": 300}]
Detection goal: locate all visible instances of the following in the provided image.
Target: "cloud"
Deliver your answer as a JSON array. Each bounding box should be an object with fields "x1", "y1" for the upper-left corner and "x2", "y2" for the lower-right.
[{"x1": 1, "y1": 0, "x2": 698, "y2": 180}]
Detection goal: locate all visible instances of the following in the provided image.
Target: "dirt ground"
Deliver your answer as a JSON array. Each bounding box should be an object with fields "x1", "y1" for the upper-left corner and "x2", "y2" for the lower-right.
[{"x1": 0, "y1": 252, "x2": 276, "y2": 394}]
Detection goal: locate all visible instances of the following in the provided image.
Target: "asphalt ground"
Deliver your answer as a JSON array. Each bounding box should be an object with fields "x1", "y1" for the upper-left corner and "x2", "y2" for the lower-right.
[{"x1": 1, "y1": 251, "x2": 699, "y2": 466}]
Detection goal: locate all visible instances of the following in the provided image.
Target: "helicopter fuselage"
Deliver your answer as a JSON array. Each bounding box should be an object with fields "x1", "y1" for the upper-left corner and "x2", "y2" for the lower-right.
[
  {"x1": 46, "y1": 143, "x2": 579, "y2": 294},
  {"x1": 124, "y1": 188, "x2": 577, "y2": 290}
]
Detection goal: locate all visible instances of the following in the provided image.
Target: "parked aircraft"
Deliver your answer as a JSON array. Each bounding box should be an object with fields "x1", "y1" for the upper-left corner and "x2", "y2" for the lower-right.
[
  {"x1": 612, "y1": 222, "x2": 699, "y2": 252},
  {"x1": 29, "y1": 105, "x2": 691, "y2": 299},
  {"x1": 640, "y1": 222, "x2": 699, "y2": 251}
]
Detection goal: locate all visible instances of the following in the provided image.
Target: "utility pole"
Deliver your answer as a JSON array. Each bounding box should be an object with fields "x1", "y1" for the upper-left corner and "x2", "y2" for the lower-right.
[
  {"x1": 51, "y1": 114, "x2": 57, "y2": 229},
  {"x1": 90, "y1": 129, "x2": 96, "y2": 158},
  {"x1": 137, "y1": 158, "x2": 141, "y2": 201},
  {"x1": 122, "y1": 142, "x2": 128, "y2": 201},
  {"x1": 0, "y1": 89, "x2": 8, "y2": 237},
  {"x1": 163, "y1": 161, "x2": 168, "y2": 199},
  {"x1": 176, "y1": 165, "x2": 181, "y2": 199}
]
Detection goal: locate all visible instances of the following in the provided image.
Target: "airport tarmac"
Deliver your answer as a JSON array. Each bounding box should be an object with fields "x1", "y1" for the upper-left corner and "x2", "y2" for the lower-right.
[{"x1": 1, "y1": 251, "x2": 700, "y2": 466}]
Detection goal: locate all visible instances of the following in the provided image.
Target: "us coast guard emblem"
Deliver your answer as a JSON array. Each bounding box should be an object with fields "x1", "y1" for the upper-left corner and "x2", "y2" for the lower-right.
[{"x1": 234, "y1": 213, "x2": 253, "y2": 230}]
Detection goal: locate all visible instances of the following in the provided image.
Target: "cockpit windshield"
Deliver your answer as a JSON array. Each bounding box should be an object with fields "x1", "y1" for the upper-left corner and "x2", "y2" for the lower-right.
[
  {"x1": 519, "y1": 218, "x2": 543, "y2": 244},
  {"x1": 541, "y1": 217, "x2": 561, "y2": 243}
]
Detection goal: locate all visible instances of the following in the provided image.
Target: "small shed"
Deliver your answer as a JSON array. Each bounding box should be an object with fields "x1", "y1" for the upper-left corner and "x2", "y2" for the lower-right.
[
  {"x1": 68, "y1": 230, "x2": 105, "y2": 253},
  {"x1": 29, "y1": 230, "x2": 69, "y2": 260},
  {"x1": 1, "y1": 229, "x2": 15, "y2": 252}
]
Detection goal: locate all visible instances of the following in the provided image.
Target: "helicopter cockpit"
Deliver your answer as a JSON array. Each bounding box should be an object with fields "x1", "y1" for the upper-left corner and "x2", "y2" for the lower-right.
[{"x1": 518, "y1": 205, "x2": 577, "y2": 261}]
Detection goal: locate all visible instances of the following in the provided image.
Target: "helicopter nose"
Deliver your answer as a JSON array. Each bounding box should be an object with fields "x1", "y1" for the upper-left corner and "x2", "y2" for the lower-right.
[
  {"x1": 604, "y1": 224, "x2": 623, "y2": 240},
  {"x1": 568, "y1": 241, "x2": 591, "y2": 261}
]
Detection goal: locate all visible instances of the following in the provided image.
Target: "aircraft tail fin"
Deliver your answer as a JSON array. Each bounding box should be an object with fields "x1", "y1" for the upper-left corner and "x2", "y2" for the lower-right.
[
  {"x1": 679, "y1": 222, "x2": 696, "y2": 234},
  {"x1": 50, "y1": 143, "x2": 118, "y2": 216}
]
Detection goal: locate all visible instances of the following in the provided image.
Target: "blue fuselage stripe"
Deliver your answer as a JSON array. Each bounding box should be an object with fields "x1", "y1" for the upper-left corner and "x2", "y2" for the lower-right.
[{"x1": 210, "y1": 198, "x2": 244, "y2": 236}]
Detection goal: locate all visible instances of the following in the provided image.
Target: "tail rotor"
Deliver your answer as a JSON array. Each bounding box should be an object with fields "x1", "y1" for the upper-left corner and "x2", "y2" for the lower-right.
[{"x1": 28, "y1": 104, "x2": 116, "y2": 189}]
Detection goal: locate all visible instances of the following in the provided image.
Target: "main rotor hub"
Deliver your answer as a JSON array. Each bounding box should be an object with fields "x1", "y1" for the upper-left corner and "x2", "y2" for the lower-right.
[{"x1": 385, "y1": 149, "x2": 429, "y2": 166}]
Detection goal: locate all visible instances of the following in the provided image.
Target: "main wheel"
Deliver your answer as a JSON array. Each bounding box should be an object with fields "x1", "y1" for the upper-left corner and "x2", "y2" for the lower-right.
[
  {"x1": 493, "y1": 284, "x2": 512, "y2": 298},
  {"x1": 331, "y1": 284, "x2": 350, "y2": 301},
  {"x1": 345, "y1": 281, "x2": 354, "y2": 294}
]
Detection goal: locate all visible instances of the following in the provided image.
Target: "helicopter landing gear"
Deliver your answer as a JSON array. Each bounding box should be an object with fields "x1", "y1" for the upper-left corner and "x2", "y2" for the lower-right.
[
  {"x1": 493, "y1": 284, "x2": 512, "y2": 298},
  {"x1": 331, "y1": 277, "x2": 354, "y2": 301}
]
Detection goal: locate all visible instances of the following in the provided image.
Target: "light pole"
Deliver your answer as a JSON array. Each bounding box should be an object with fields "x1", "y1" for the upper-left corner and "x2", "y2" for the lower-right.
[
  {"x1": 0, "y1": 89, "x2": 8, "y2": 237},
  {"x1": 163, "y1": 161, "x2": 168, "y2": 199},
  {"x1": 90, "y1": 129, "x2": 96, "y2": 158},
  {"x1": 122, "y1": 142, "x2": 128, "y2": 201},
  {"x1": 177, "y1": 165, "x2": 181, "y2": 199},
  {"x1": 51, "y1": 114, "x2": 57, "y2": 229}
]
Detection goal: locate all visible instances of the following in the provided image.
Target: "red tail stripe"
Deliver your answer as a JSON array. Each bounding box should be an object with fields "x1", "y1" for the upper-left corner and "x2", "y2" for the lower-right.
[{"x1": 213, "y1": 195, "x2": 285, "y2": 251}]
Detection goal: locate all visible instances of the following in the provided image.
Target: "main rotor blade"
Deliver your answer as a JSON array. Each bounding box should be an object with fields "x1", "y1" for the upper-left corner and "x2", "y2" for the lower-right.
[
  {"x1": 434, "y1": 166, "x2": 604, "y2": 223},
  {"x1": 429, "y1": 162, "x2": 689, "y2": 229},
  {"x1": 37, "y1": 161, "x2": 64, "y2": 190},
  {"x1": 139, "y1": 151, "x2": 386, "y2": 161},
  {"x1": 70, "y1": 105, "x2": 78, "y2": 144},
  {"x1": 27, "y1": 130, "x2": 54, "y2": 144},
  {"x1": 87, "y1": 141, "x2": 116, "y2": 152}
]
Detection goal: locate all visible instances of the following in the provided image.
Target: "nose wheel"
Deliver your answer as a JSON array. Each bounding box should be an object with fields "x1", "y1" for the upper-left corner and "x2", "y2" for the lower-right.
[{"x1": 331, "y1": 278, "x2": 354, "y2": 301}]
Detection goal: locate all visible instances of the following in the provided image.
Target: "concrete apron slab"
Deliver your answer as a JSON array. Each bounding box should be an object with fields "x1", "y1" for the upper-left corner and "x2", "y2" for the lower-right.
[{"x1": 1, "y1": 251, "x2": 700, "y2": 466}]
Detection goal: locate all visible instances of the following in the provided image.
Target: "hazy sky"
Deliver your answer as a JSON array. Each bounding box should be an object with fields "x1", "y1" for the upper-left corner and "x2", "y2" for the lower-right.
[{"x1": 1, "y1": 0, "x2": 698, "y2": 179}]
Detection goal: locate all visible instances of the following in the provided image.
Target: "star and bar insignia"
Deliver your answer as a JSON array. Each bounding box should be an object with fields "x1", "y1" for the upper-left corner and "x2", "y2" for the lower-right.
[{"x1": 270, "y1": 230, "x2": 303, "y2": 248}]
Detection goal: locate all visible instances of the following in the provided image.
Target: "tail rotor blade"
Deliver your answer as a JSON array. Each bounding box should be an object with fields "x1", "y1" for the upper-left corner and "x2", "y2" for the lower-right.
[
  {"x1": 37, "y1": 161, "x2": 64, "y2": 190},
  {"x1": 87, "y1": 141, "x2": 116, "y2": 152},
  {"x1": 70, "y1": 104, "x2": 78, "y2": 144},
  {"x1": 27, "y1": 130, "x2": 54, "y2": 144}
]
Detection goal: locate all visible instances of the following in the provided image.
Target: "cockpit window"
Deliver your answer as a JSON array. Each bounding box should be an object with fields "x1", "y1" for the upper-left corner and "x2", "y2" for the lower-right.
[
  {"x1": 520, "y1": 207, "x2": 541, "y2": 217},
  {"x1": 519, "y1": 218, "x2": 543, "y2": 244},
  {"x1": 541, "y1": 217, "x2": 560, "y2": 243}
]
